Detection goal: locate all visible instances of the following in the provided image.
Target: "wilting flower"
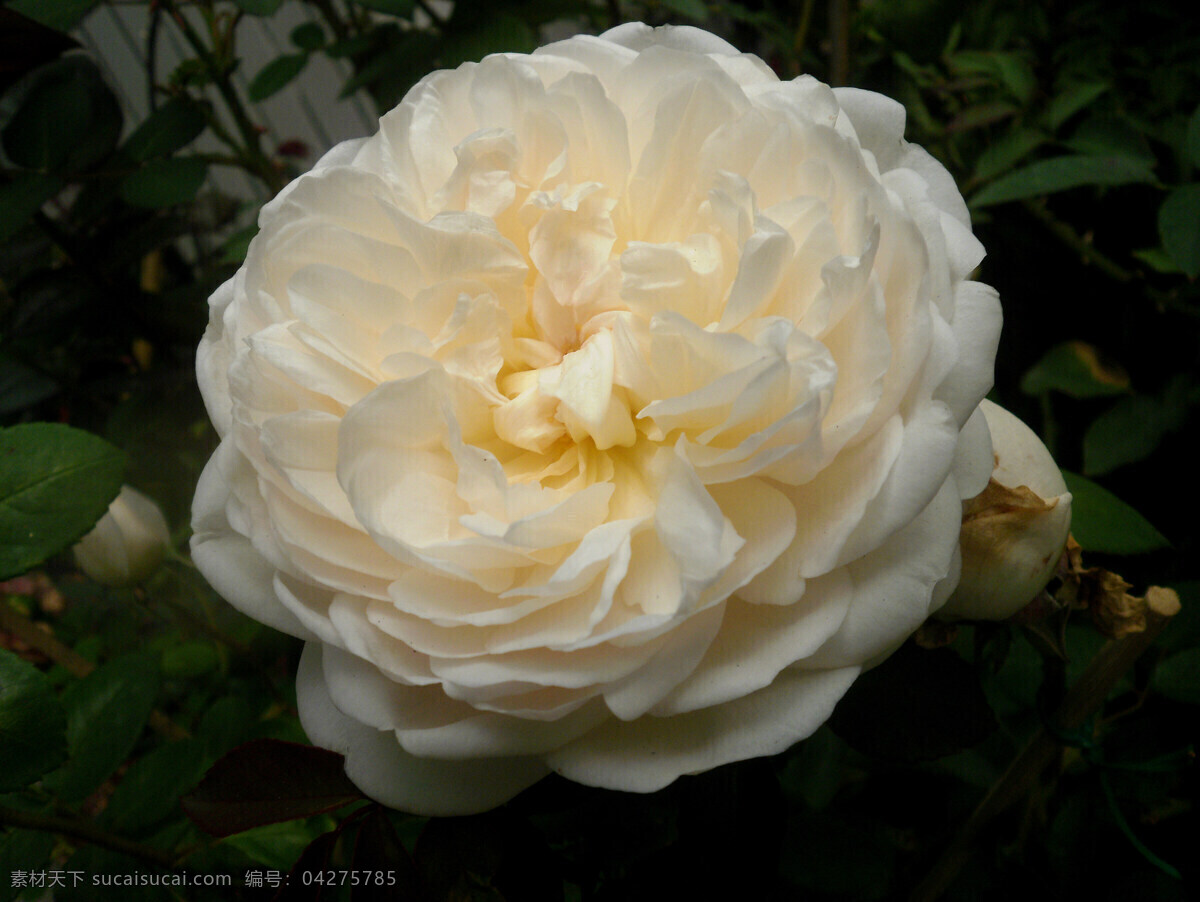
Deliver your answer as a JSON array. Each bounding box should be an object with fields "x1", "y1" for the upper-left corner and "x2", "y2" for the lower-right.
[
  {"x1": 938, "y1": 400, "x2": 1072, "y2": 621},
  {"x1": 193, "y1": 23, "x2": 1005, "y2": 814},
  {"x1": 75, "y1": 485, "x2": 171, "y2": 586}
]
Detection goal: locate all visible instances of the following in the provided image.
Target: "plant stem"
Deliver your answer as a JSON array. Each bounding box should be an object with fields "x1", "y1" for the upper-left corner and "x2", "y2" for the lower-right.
[
  {"x1": 1022, "y1": 198, "x2": 1200, "y2": 322},
  {"x1": 827, "y1": 0, "x2": 851, "y2": 85},
  {"x1": 0, "y1": 806, "x2": 179, "y2": 870},
  {"x1": 1021, "y1": 198, "x2": 1133, "y2": 285},
  {"x1": 160, "y1": 0, "x2": 284, "y2": 193},
  {"x1": 0, "y1": 603, "x2": 92, "y2": 678},
  {"x1": 308, "y1": 0, "x2": 350, "y2": 43},
  {"x1": 0, "y1": 603, "x2": 189, "y2": 741},
  {"x1": 908, "y1": 590, "x2": 1181, "y2": 902},
  {"x1": 794, "y1": 0, "x2": 817, "y2": 61}
]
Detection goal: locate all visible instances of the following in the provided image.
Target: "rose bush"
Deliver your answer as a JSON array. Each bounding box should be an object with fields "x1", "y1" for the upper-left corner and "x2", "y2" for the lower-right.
[{"x1": 193, "y1": 23, "x2": 1007, "y2": 814}]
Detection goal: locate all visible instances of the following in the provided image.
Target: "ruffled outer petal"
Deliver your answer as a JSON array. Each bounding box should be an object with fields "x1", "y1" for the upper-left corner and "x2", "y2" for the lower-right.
[
  {"x1": 546, "y1": 665, "x2": 860, "y2": 793},
  {"x1": 191, "y1": 449, "x2": 318, "y2": 642},
  {"x1": 191, "y1": 22, "x2": 1003, "y2": 815},
  {"x1": 297, "y1": 644, "x2": 549, "y2": 815}
]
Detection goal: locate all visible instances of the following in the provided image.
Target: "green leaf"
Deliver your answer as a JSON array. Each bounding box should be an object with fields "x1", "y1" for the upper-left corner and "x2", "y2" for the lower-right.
[
  {"x1": 161, "y1": 640, "x2": 220, "y2": 679},
  {"x1": 232, "y1": 0, "x2": 284, "y2": 14},
  {"x1": 1157, "y1": 184, "x2": 1200, "y2": 278},
  {"x1": 1083, "y1": 397, "x2": 1167, "y2": 475},
  {"x1": 2, "y1": 55, "x2": 122, "y2": 173},
  {"x1": 0, "y1": 648, "x2": 68, "y2": 792},
  {"x1": 353, "y1": 0, "x2": 416, "y2": 15},
  {"x1": 1065, "y1": 115, "x2": 1155, "y2": 168},
  {"x1": 1020, "y1": 341, "x2": 1130, "y2": 398},
  {"x1": 218, "y1": 224, "x2": 258, "y2": 264},
  {"x1": 992, "y1": 52, "x2": 1036, "y2": 104},
  {"x1": 45, "y1": 652, "x2": 161, "y2": 802},
  {"x1": 973, "y1": 127, "x2": 1046, "y2": 183},
  {"x1": 121, "y1": 98, "x2": 208, "y2": 163},
  {"x1": 1084, "y1": 384, "x2": 1193, "y2": 475},
  {"x1": 1132, "y1": 247, "x2": 1184, "y2": 274},
  {"x1": 182, "y1": 740, "x2": 363, "y2": 837},
  {"x1": 1186, "y1": 104, "x2": 1200, "y2": 168},
  {"x1": 223, "y1": 821, "x2": 325, "y2": 869},
  {"x1": 0, "y1": 354, "x2": 57, "y2": 417},
  {"x1": 1043, "y1": 80, "x2": 1109, "y2": 131},
  {"x1": 1158, "y1": 582, "x2": 1200, "y2": 656},
  {"x1": 439, "y1": 15, "x2": 537, "y2": 68},
  {"x1": 777, "y1": 727, "x2": 845, "y2": 810},
  {"x1": 248, "y1": 53, "x2": 308, "y2": 102},
  {"x1": 0, "y1": 173, "x2": 62, "y2": 242},
  {"x1": 197, "y1": 695, "x2": 256, "y2": 761},
  {"x1": 291, "y1": 22, "x2": 326, "y2": 51},
  {"x1": 971, "y1": 155, "x2": 1155, "y2": 207},
  {"x1": 947, "y1": 101, "x2": 1018, "y2": 133},
  {"x1": 1154, "y1": 648, "x2": 1200, "y2": 705},
  {"x1": 662, "y1": 0, "x2": 709, "y2": 19},
  {"x1": 100, "y1": 739, "x2": 207, "y2": 834},
  {"x1": 0, "y1": 829, "x2": 54, "y2": 902},
  {"x1": 337, "y1": 30, "x2": 436, "y2": 101},
  {"x1": 1061, "y1": 471, "x2": 1170, "y2": 555},
  {"x1": 948, "y1": 50, "x2": 1035, "y2": 104},
  {"x1": 119, "y1": 157, "x2": 208, "y2": 208},
  {"x1": 0, "y1": 423, "x2": 125, "y2": 581},
  {"x1": 6, "y1": 0, "x2": 101, "y2": 32}
]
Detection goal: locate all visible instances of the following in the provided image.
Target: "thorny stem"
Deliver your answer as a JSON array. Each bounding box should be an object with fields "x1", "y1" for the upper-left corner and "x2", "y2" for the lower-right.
[
  {"x1": 1021, "y1": 197, "x2": 1136, "y2": 285},
  {"x1": 0, "y1": 806, "x2": 180, "y2": 870},
  {"x1": 908, "y1": 590, "x2": 1181, "y2": 902},
  {"x1": 159, "y1": 0, "x2": 284, "y2": 194},
  {"x1": 1021, "y1": 198, "x2": 1200, "y2": 322}
]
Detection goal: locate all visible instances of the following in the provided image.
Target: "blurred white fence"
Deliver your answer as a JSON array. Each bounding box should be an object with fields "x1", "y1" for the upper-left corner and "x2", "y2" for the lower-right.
[{"x1": 74, "y1": 2, "x2": 379, "y2": 202}]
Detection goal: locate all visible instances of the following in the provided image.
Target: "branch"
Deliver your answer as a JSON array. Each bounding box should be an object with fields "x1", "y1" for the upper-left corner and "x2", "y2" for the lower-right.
[
  {"x1": 0, "y1": 604, "x2": 188, "y2": 741},
  {"x1": 0, "y1": 806, "x2": 178, "y2": 870},
  {"x1": 908, "y1": 590, "x2": 1181, "y2": 902},
  {"x1": 1022, "y1": 198, "x2": 1200, "y2": 322},
  {"x1": 159, "y1": 0, "x2": 284, "y2": 193}
]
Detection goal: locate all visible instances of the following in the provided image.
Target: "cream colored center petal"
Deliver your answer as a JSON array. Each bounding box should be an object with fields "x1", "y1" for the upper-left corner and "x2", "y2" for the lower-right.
[{"x1": 207, "y1": 40, "x2": 971, "y2": 739}]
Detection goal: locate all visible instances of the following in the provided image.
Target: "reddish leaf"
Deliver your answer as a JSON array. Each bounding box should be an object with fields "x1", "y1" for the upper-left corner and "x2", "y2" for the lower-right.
[
  {"x1": 274, "y1": 828, "x2": 341, "y2": 902},
  {"x1": 351, "y1": 806, "x2": 428, "y2": 901},
  {"x1": 182, "y1": 739, "x2": 363, "y2": 837}
]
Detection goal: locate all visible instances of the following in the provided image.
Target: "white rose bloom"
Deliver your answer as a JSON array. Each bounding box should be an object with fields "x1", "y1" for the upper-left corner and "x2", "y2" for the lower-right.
[
  {"x1": 192, "y1": 23, "x2": 1004, "y2": 814},
  {"x1": 75, "y1": 485, "x2": 170, "y2": 587}
]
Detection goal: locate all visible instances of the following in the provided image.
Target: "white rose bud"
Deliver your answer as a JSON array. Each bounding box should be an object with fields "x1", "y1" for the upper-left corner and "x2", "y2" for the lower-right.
[
  {"x1": 74, "y1": 485, "x2": 171, "y2": 587},
  {"x1": 940, "y1": 399, "x2": 1072, "y2": 620}
]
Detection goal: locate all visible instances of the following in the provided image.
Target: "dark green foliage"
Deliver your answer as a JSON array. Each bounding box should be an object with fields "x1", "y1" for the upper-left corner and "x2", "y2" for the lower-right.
[
  {"x1": 829, "y1": 643, "x2": 998, "y2": 762},
  {"x1": 0, "y1": 2, "x2": 1196, "y2": 899},
  {"x1": 0, "y1": 424, "x2": 125, "y2": 580},
  {"x1": 0, "y1": 649, "x2": 68, "y2": 792}
]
